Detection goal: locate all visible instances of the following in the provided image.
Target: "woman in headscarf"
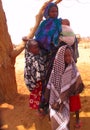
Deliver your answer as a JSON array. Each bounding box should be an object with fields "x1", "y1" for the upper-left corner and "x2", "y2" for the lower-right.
[
  {"x1": 34, "y1": 2, "x2": 63, "y2": 114},
  {"x1": 45, "y1": 45, "x2": 84, "y2": 130},
  {"x1": 35, "y1": 2, "x2": 62, "y2": 51}
]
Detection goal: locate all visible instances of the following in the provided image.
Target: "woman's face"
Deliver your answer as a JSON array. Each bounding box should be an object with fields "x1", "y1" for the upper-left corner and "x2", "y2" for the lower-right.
[
  {"x1": 64, "y1": 48, "x2": 72, "y2": 64},
  {"x1": 48, "y1": 6, "x2": 58, "y2": 18}
]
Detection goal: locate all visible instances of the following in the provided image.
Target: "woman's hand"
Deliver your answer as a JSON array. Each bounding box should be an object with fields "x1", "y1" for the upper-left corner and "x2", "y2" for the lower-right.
[{"x1": 22, "y1": 36, "x2": 29, "y2": 42}]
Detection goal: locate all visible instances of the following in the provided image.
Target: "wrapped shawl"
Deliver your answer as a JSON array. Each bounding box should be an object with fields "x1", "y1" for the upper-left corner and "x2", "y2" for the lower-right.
[
  {"x1": 47, "y1": 45, "x2": 84, "y2": 106},
  {"x1": 59, "y1": 25, "x2": 75, "y2": 46},
  {"x1": 45, "y1": 45, "x2": 84, "y2": 130},
  {"x1": 35, "y1": 2, "x2": 62, "y2": 51}
]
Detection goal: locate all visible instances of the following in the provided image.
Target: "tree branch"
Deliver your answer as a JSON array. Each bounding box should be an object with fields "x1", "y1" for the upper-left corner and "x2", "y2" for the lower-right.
[{"x1": 10, "y1": 0, "x2": 62, "y2": 58}]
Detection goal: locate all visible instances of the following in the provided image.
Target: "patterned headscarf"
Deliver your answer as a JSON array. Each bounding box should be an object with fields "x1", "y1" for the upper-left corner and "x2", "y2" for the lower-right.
[
  {"x1": 44, "y1": 2, "x2": 58, "y2": 19},
  {"x1": 48, "y1": 45, "x2": 77, "y2": 92}
]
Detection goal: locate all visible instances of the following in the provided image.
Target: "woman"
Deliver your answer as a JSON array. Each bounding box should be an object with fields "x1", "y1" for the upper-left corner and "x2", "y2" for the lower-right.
[
  {"x1": 35, "y1": 2, "x2": 62, "y2": 51},
  {"x1": 35, "y1": 2, "x2": 63, "y2": 114},
  {"x1": 45, "y1": 45, "x2": 84, "y2": 130}
]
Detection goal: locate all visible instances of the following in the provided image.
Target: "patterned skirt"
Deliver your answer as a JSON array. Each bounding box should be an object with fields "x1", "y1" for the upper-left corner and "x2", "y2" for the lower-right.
[{"x1": 29, "y1": 81, "x2": 42, "y2": 110}]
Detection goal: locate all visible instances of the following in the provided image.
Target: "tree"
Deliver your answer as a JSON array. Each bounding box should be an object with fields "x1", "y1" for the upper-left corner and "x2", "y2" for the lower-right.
[
  {"x1": 0, "y1": 0, "x2": 62, "y2": 102},
  {"x1": 0, "y1": 0, "x2": 17, "y2": 102}
]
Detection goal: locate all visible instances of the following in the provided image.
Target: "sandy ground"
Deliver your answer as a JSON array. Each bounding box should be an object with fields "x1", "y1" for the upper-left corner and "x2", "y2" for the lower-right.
[{"x1": 0, "y1": 45, "x2": 90, "y2": 130}]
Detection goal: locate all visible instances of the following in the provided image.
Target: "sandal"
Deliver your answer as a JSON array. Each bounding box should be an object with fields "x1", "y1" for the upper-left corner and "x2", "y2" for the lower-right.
[
  {"x1": 38, "y1": 101, "x2": 49, "y2": 116},
  {"x1": 38, "y1": 108, "x2": 45, "y2": 115},
  {"x1": 35, "y1": 109, "x2": 46, "y2": 119},
  {"x1": 74, "y1": 121, "x2": 82, "y2": 128}
]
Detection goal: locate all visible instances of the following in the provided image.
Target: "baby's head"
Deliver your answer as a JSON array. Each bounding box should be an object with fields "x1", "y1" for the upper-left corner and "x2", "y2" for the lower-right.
[
  {"x1": 27, "y1": 39, "x2": 39, "y2": 55},
  {"x1": 44, "y1": 2, "x2": 58, "y2": 19},
  {"x1": 62, "y1": 19, "x2": 70, "y2": 26}
]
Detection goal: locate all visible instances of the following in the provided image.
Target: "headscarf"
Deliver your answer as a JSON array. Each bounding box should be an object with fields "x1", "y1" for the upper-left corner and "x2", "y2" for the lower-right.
[
  {"x1": 47, "y1": 45, "x2": 78, "y2": 104},
  {"x1": 35, "y1": 2, "x2": 62, "y2": 51},
  {"x1": 44, "y1": 2, "x2": 58, "y2": 19}
]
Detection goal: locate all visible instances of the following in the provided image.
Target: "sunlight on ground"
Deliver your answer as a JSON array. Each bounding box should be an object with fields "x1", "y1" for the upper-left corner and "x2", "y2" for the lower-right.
[
  {"x1": 1, "y1": 44, "x2": 90, "y2": 130},
  {"x1": 0, "y1": 103, "x2": 14, "y2": 109},
  {"x1": 79, "y1": 111, "x2": 90, "y2": 117},
  {"x1": 16, "y1": 124, "x2": 35, "y2": 130},
  {"x1": 1, "y1": 124, "x2": 8, "y2": 129}
]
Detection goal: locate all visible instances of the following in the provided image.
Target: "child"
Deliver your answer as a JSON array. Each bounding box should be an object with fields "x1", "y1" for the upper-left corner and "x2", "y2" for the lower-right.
[
  {"x1": 59, "y1": 19, "x2": 81, "y2": 128},
  {"x1": 24, "y1": 39, "x2": 45, "y2": 110},
  {"x1": 69, "y1": 95, "x2": 81, "y2": 128},
  {"x1": 44, "y1": 45, "x2": 84, "y2": 130},
  {"x1": 59, "y1": 19, "x2": 75, "y2": 46}
]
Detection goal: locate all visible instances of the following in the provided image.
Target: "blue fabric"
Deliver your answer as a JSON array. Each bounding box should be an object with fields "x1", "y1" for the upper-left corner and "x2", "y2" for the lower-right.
[
  {"x1": 35, "y1": 2, "x2": 62, "y2": 51},
  {"x1": 35, "y1": 18, "x2": 62, "y2": 51}
]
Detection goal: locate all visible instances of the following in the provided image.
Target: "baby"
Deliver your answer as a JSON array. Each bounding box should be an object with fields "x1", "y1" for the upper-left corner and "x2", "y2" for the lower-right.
[
  {"x1": 59, "y1": 19, "x2": 79, "y2": 63},
  {"x1": 59, "y1": 19, "x2": 75, "y2": 46}
]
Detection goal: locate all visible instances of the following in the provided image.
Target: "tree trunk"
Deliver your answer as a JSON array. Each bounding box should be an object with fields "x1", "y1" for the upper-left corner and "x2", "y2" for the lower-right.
[
  {"x1": 0, "y1": 0, "x2": 17, "y2": 102},
  {"x1": 0, "y1": 0, "x2": 62, "y2": 102}
]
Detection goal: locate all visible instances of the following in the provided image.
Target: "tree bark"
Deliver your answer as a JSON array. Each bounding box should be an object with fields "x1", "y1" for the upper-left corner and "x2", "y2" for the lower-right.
[{"x1": 0, "y1": 0, "x2": 17, "y2": 102}]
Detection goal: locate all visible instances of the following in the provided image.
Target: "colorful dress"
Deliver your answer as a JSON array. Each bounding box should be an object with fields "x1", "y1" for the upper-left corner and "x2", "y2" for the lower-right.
[
  {"x1": 29, "y1": 81, "x2": 42, "y2": 109},
  {"x1": 24, "y1": 41, "x2": 45, "y2": 109}
]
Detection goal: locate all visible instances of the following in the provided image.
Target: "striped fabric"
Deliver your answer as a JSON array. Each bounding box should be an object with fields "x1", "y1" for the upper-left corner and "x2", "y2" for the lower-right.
[{"x1": 47, "y1": 45, "x2": 82, "y2": 130}]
